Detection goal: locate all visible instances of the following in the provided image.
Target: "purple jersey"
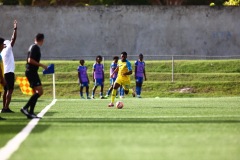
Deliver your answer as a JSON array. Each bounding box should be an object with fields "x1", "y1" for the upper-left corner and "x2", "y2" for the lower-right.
[
  {"x1": 78, "y1": 66, "x2": 88, "y2": 83},
  {"x1": 93, "y1": 63, "x2": 104, "y2": 79},
  {"x1": 135, "y1": 60, "x2": 145, "y2": 77},
  {"x1": 110, "y1": 62, "x2": 118, "y2": 79}
]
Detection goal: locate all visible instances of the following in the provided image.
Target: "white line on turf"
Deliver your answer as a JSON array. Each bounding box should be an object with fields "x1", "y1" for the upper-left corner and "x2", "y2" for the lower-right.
[{"x1": 0, "y1": 99, "x2": 57, "y2": 160}]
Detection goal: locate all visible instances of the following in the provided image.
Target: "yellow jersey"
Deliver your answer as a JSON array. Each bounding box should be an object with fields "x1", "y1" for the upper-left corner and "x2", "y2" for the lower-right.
[{"x1": 117, "y1": 60, "x2": 132, "y2": 81}]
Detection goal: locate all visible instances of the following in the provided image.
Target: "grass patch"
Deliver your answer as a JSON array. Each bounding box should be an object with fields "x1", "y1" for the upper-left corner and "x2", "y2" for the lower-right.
[
  {"x1": 1, "y1": 97, "x2": 240, "y2": 160},
  {"x1": 14, "y1": 60, "x2": 240, "y2": 98}
]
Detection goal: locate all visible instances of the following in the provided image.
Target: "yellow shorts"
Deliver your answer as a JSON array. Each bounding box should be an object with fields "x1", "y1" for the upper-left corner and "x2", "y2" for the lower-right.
[{"x1": 115, "y1": 77, "x2": 130, "y2": 90}]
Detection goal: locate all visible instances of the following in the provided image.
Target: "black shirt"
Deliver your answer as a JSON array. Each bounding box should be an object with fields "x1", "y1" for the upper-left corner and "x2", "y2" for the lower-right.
[{"x1": 26, "y1": 44, "x2": 41, "y2": 72}]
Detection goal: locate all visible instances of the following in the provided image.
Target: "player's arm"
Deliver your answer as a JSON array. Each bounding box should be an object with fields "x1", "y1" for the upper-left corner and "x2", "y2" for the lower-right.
[
  {"x1": 78, "y1": 71, "x2": 82, "y2": 84},
  {"x1": 86, "y1": 68, "x2": 90, "y2": 84},
  {"x1": 110, "y1": 67, "x2": 119, "y2": 78},
  {"x1": 10, "y1": 20, "x2": 17, "y2": 47},
  {"x1": 27, "y1": 58, "x2": 47, "y2": 70},
  {"x1": 123, "y1": 61, "x2": 133, "y2": 75},
  {"x1": 134, "y1": 63, "x2": 137, "y2": 79},
  {"x1": 143, "y1": 62, "x2": 147, "y2": 81},
  {"x1": 143, "y1": 68, "x2": 147, "y2": 81},
  {"x1": 102, "y1": 69, "x2": 105, "y2": 82},
  {"x1": 92, "y1": 69, "x2": 95, "y2": 82}
]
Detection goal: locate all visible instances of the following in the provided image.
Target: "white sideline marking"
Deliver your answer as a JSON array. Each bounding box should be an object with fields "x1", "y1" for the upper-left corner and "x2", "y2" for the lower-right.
[{"x1": 0, "y1": 99, "x2": 57, "y2": 160}]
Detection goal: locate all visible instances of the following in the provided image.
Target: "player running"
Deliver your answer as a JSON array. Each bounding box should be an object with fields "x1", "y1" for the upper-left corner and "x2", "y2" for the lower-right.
[{"x1": 108, "y1": 52, "x2": 135, "y2": 107}]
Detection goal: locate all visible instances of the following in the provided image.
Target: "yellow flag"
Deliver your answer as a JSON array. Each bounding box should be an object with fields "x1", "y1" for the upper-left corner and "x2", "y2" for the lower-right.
[{"x1": 16, "y1": 77, "x2": 34, "y2": 95}]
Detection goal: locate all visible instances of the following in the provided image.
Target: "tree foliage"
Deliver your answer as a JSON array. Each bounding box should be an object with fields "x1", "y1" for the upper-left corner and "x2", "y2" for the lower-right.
[{"x1": 224, "y1": 0, "x2": 240, "y2": 5}]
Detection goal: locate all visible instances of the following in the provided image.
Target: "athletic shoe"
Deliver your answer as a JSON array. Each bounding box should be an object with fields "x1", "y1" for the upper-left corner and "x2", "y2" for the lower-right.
[
  {"x1": 27, "y1": 113, "x2": 41, "y2": 119},
  {"x1": 20, "y1": 108, "x2": 29, "y2": 116},
  {"x1": 81, "y1": 96, "x2": 85, "y2": 99},
  {"x1": 91, "y1": 95, "x2": 95, "y2": 99},
  {"x1": 100, "y1": 96, "x2": 105, "y2": 99},
  {"x1": 0, "y1": 116, "x2": 6, "y2": 120},
  {"x1": 137, "y1": 95, "x2": 142, "y2": 98},
  {"x1": 120, "y1": 96, "x2": 124, "y2": 99},
  {"x1": 105, "y1": 95, "x2": 109, "y2": 98},
  {"x1": 1, "y1": 108, "x2": 15, "y2": 113},
  {"x1": 108, "y1": 102, "x2": 114, "y2": 107},
  {"x1": 87, "y1": 96, "x2": 91, "y2": 99}
]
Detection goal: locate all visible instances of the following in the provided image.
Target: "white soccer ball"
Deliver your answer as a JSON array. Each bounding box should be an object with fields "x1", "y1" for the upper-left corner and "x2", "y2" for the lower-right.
[{"x1": 116, "y1": 101, "x2": 124, "y2": 109}]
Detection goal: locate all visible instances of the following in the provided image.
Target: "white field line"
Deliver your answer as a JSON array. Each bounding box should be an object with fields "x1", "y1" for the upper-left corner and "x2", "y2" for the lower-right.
[{"x1": 0, "y1": 99, "x2": 57, "y2": 160}]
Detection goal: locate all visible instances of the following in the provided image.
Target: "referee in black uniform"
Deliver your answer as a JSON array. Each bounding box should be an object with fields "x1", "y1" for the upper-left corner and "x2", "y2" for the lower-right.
[{"x1": 20, "y1": 33, "x2": 47, "y2": 119}]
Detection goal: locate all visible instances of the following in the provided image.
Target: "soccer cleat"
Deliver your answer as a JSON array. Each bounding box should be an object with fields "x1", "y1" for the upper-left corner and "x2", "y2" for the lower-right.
[
  {"x1": 108, "y1": 102, "x2": 114, "y2": 107},
  {"x1": 105, "y1": 95, "x2": 109, "y2": 98},
  {"x1": 81, "y1": 96, "x2": 85, "y2": 99},
  {"x1": 27, "y1": 113, "x2": 41, "y2": 119},
  {"x1": 120, "y1": 96, "x2": 124, "y2": 99},
  {"x1": 91, "y1": 96, "x2": 95, "y2": 99},
  {"x1": 1, "y1": 108, "x2": 15, "y2": 113},
  {"x1": 100, "y1": 96, "x2": 105, "y2": 99},
  {"x1": 137, "y1": 95, "x2": 142, "y2": 98},
  {"x1": 20, "y1": 108, "x2": 29, "y2": 116},
  {"x1": 87, "y1": 96, "x2": 91, "y2": 99}
]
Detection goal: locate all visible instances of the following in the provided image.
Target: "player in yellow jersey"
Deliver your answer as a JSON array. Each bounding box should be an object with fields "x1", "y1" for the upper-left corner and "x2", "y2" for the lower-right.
[{"x1": 108, "y1": 52, "x2": 135, "y2": 107}]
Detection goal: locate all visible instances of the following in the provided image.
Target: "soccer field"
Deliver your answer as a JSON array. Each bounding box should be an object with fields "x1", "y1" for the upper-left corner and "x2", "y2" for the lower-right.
[{"x1": 0, "y1": 97, "x2": 240, "y2": 160}]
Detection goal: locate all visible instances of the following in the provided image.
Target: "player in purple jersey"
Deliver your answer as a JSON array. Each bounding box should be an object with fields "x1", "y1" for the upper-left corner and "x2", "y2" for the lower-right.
[
  {"x1": 134, "y1": 54, "x2": 147, "y2": 98},
  {"x1": 91, "y1": 55, "x2": 105, "y2": 99},
  {"x1": 78, "y1": 59, "x2": 90, "y2": 99},
  {"x1": 105, "y1": 56, "x2": 119, "y2": 98}
]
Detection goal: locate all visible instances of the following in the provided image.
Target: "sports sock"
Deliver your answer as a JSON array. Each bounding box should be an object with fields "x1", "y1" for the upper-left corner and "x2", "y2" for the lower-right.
[
  {"x1": 111, "y1": 89, "x2": 117, "y2": 103},
  {"x1": 29, "y1": 93, "x2": 40, "y2": 114},
  {"x1": 23, "y1": 93, "x2": 39, "y2": 110}
]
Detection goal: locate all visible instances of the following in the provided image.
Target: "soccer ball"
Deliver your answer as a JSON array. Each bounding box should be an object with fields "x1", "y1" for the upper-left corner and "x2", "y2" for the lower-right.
[{"x1": 116, "y1": 101, "x2": 124, "y2": 109}]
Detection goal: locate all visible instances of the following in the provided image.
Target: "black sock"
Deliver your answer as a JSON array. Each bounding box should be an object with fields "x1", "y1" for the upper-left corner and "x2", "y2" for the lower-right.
[
  {"x1": 24, "y1": 93, "x2": 40, "y2": 112},
  {"x1": 29, "y1": 93, "x2": 40, "y2": 114}
]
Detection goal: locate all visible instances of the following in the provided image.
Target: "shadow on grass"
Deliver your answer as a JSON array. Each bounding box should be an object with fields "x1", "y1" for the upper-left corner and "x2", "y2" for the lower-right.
[
  {"x1": 43, "y1": 117, "x2": 240, "y2": 124},
  {"x1": 0, "y1": 124, "x2": 51, "y2": 134}
]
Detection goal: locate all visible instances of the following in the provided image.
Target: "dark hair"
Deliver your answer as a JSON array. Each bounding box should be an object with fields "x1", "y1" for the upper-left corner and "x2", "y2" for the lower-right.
[
  {"x1": 96, "y1": 55, "x2": 102, "y2": 61},
  {"x1": 113, "y1": 56, "x2": 119, "y2": 60},
  {"x1": 121, "y1": 52, "x2": 127, "y2": 56},
  {"x1": 0, "y1": 37, "x2": 5, "y2": 44},
  {"x1": 80, "y1": 59, "x2": 85, "y2": 63},
  {"x1": 35, "y1": 33, "x2": 44, "y2": 42},
  {"x1": 139, "y1": 53, "x2": 143, "y2": 57}
]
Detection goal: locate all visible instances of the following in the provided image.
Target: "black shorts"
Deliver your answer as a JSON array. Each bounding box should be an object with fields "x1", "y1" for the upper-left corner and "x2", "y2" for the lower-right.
[
  {"x1": 25, "y1": 71, "x2": 42, "y2": 88},
  {"x1": 4, "y1": 72, "x2": 15, "y2": 91}
]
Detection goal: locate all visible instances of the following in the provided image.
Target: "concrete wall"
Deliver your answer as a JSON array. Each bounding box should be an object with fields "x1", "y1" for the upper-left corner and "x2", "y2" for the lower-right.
[{"x1": 0, "y1": 6, "x2": 239, "y2": 60}]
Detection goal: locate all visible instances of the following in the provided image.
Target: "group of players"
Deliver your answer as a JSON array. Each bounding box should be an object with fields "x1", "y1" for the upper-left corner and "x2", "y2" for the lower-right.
[
  {"x1": 77, "y1": 52, "x2": 147, "y2": 107},
  {"x1": 0, "y1": 20, "x2": 147, "y2": 120}
]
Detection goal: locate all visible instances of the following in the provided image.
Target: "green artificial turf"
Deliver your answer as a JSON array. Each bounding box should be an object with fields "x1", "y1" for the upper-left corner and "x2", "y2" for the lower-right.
[{"x1": 1, "y1": 97, "x2": 239, "y2": 160}]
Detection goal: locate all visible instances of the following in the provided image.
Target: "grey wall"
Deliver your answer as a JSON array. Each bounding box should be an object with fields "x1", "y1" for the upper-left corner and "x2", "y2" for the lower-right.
[{"x1": 0, "y1": 6, "x2": 239, "y2": 60}]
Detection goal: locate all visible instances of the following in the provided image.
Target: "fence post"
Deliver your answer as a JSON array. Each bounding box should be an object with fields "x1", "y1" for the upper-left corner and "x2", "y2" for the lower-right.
[{"x1": 172, "y1": 56, "x2": 174, "y2": 83}]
